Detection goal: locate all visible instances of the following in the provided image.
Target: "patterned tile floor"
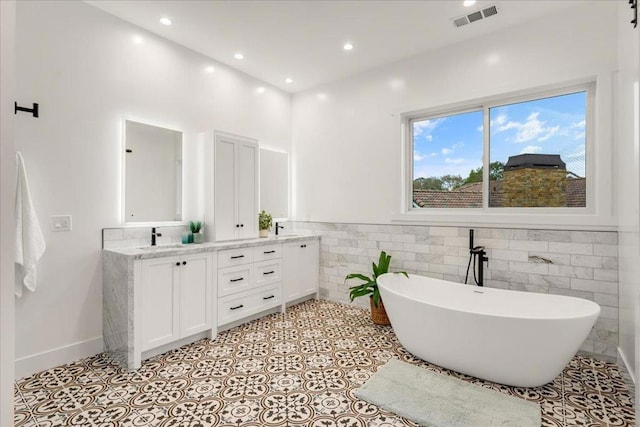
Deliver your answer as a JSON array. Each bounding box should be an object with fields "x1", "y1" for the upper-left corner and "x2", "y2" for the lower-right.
[{"x1": 14, "y1": 300, "x2": 635, "y2": 426}]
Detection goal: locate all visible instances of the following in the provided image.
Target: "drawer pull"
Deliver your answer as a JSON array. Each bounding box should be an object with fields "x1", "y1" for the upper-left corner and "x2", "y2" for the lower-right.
[
  {"x1": 230, "y1": 255, "x2": 245, "y2": 259},
  {"x1": 230, "y1": 304, "x2": 244, "y2": 310},
  {"x1": 263, "y1": 270, "x2": 275, "y2": 275},
  {"x1": 263, "y1": 295, "x2": 275, "y2": 300},
  {"x1": 230, "y1": 277, "x2": 244, "y2": 282},
  {"x1": 300, "y1": 244, "x2": 307, "y2": 248},
  {"x1": 264, "y1": 250, "x2": 276, "y2": 254}
]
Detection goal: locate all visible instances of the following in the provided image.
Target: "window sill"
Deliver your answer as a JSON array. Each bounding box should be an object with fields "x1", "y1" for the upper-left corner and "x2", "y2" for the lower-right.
[{"x1": 392, "y1": 211, "x2": 616, "y2": 231}]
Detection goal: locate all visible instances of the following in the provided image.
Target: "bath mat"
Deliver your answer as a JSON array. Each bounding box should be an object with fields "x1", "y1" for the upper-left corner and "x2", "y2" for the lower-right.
[{"x1": 355, "y1": 359, "x2": 540, "y2": 427}]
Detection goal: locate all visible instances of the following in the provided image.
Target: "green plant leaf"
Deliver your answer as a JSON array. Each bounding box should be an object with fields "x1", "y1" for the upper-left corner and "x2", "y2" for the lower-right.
[
  {"x1": 371, "y1": 288, "x2": 381, "y2": 308},
  {"x1": 345, "y1": 273, "x2": 373, "y2": 283}
]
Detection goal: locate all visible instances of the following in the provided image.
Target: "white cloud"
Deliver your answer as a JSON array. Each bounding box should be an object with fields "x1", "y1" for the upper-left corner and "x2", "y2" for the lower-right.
[
  {"x1": 519, "y1": 145, "x2": 542, "y2": 154},
  {"x1": 445, "y1": 158, "x2": 465, "y2": 165},
  {"x1": 430, "y1": 152, "x2": 438, "y2": 157},
  {"x1": 441, "y1": 148, "x2": 453, "y2": 155},
  {"x1": 494, "y1": 111, "x2": 560, "y2": 143},
  {"x1": 537, "y1": 125, "x2": 559, "y2": 142},
  {"x1": 491, "y1": 114, "x2": 507, "y2": 127},
  {"x1": 574, "y1": 131, "x2": 585, "y2": 140},
  {"x1": 413, "y1": 118, "x2": 444, "y2": 137},
  {"x1": 414, "y1": 153, "x2": 425, "y2": 161}
]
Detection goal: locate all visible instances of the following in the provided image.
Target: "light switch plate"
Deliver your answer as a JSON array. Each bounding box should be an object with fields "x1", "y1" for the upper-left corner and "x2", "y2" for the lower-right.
[{"x1": 50, "y1": 215, "x2": 72, "y2": 232}]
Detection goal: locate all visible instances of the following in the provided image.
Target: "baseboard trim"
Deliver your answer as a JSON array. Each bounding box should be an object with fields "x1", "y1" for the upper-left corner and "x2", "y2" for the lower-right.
[
  {"x1": 617, "y1": 346, "x2": 636, "y2": 400},
  {"x1": 15, "y1": 336, "x2": 103, "y2": 380}
]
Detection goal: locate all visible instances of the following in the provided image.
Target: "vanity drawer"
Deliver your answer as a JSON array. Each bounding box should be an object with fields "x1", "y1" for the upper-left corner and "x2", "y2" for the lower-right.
[
  {"x1": 218, "y1": 292, "x2": 254, "y2": 326},
  {"x1": 217, "y1": 285, "x2": 280, "y2": 326},
  {"x1": 254, "y1": 259, "x2": 282, "y2": 287},
  {"x1": 218, "y1": 247, "x2": 254, "y2": 268},
  {"x1": 253, "y1": 244, "x2": 282, "y2": 262},
  {"x1": 253, "y1": 285, "x2": 280, "y2": 310},
  {"x1": 218, "y1": 264, "x2": 253, "y2": 297}
]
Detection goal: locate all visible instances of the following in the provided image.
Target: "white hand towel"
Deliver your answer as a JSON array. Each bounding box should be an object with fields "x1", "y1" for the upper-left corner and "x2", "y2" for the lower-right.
[{"x1": 15, "y1": 152, "x2": 46, "y2": 298}]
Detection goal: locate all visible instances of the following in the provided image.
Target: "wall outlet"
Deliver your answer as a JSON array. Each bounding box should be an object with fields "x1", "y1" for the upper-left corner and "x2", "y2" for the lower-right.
[{"x1": 50, "y1": 215, "x2": 72, "y2": 232}]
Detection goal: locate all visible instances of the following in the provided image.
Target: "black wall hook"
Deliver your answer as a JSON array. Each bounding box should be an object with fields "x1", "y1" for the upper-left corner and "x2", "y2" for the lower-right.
[
  {"x1": 14, "y1": 102, "x2": 39, "y2": 118},
  {"x1": 631, "y1": 0, "x2": 638, "y2": 29}
]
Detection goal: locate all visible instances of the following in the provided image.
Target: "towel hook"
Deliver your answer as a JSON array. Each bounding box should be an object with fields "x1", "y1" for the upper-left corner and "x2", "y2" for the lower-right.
[{"x1": 14, "y1": 102, "x2": 39, "y2": 118}]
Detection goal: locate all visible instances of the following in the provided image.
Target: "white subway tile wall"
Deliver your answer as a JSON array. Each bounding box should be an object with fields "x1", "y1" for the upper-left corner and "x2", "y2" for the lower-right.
[{"x1": 290, "y1": 221, "x2": 618, "y2": 363}]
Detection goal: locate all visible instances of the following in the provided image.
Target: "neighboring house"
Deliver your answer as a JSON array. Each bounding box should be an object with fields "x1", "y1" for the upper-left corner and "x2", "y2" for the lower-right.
[{"x1": 414, "y1": 154, "x2": 586, "y2": 209}]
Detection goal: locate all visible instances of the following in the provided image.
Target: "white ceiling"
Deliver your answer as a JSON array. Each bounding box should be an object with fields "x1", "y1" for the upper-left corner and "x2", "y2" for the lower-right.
[{"x1": 86, "y1": 0, "x2": 580, "y2": 93}]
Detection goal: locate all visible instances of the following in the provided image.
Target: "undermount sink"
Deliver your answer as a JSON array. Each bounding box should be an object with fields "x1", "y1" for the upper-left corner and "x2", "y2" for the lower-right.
[{"x1": 138, "y1": 243, "x2": 184, "y2": 251}]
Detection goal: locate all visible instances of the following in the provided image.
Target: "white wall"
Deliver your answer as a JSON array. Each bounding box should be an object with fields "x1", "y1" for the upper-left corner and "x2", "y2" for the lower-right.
[
  {"x1": 292, "y1": 2, "x2": 618, "y2": 229},
  {"x1": 14, "y1": 0, "x2": 291, "y2": 377},
  {"x1": 616, "y1": 0, "x2": 640, "y2": 401},
  {"x1": 1, "y1": 0, "x2": 16, "y2": 421}
]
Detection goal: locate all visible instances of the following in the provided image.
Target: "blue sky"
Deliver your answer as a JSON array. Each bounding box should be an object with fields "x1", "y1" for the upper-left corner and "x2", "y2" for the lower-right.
[{"x1": 413, "y1": 91, "x2": 587, "y2": 181}]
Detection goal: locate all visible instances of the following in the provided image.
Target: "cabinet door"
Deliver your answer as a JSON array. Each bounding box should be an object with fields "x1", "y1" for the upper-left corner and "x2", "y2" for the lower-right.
[
  {"x1": 179, "y1": 253, "x2": 213, "y2": 338},
  {"x1": 284, "y1": 241, "x2": 320, "y2": 302},
  {"x1": 214, "y1": 136, "x2": 237, "y2": 241},
  {"x1": 237, "y1": 141, "x2": 258, "y2": 239},
  {"x1": 298, "y1": 240, "x2": 319, "y2": 296},
  {"x1": 141, "y1": 257, "x2": 180, "y2": 351}
]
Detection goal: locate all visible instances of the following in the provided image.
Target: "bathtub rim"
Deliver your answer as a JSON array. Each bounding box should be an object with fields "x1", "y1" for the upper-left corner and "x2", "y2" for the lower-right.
[{"x1": 377, "y1": 272, "x2": 601, "y2": 321}]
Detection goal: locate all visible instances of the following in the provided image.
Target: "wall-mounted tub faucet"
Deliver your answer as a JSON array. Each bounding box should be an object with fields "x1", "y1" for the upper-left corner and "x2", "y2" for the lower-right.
[
  {"x1": 466, "y1": 229, "x2": 489, "y2": 286},
  {"x1": 151, "y1": 227, "x2": 162, "y2": 246}
]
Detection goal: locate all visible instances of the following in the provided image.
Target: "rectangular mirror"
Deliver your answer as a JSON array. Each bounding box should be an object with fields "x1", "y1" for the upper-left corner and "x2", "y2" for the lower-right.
[
  {"x1": 260, "y1": 148, "x2": 289, "y2": 219},
  {"x1": 124, "y1": 120, "x2": 183, "y2": 223}
]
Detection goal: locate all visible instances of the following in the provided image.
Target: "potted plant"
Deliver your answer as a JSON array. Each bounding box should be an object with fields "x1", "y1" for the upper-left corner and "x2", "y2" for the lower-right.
[
  {"x1": 258, "y1": 210, "x2": 272, "y2": 238},
  {"x1": 345, "y1": 251, "x2": 408, "y2": 325},
  {"x1": 190, "y1": 221, "x2": 203, "y2": 243}
]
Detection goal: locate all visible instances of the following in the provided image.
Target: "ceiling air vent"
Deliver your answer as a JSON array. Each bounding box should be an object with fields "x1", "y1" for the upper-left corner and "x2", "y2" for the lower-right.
[
  {"x1": 482, "y1": 5, "x2": 498, "y2": 18},
  {"x1": 452, "y1": 5, "x2": 499, "y2": 28}
]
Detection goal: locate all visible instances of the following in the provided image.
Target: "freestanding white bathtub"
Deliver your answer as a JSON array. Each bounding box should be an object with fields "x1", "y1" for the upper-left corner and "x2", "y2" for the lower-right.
[{"x1": 377, "y1": 273, "x2": 600, "y2": 387}]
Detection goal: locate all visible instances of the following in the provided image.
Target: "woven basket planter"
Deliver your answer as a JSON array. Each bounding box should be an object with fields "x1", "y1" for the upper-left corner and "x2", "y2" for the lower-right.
[{"x1": 370, "y1": 297, "x2": 390, "y2": 325}]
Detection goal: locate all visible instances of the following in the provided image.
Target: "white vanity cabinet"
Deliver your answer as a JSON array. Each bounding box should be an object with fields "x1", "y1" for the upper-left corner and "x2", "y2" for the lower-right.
[
  {"x1": 217, "y1": 244, "x2": 283, "y2": 326},
  {"x1": 208, "y1": 131, "x2": 259, "y2": 241},
  {"x1": 103, "y1": 235, "x2": 319, "y2": 370},
  {"x1": 139, "y1": 252, "x2": 214, "y2": 352},
  {"x1": 283, "y1": 240, "x2": 320, "y2": 303}
]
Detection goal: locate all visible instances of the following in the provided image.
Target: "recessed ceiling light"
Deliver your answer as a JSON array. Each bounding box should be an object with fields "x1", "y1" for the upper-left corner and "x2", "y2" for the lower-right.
[
  {"x1": 343, "y1": 43, "x2": 354, "y2": 51},
  {"x1": 285, "y1": 77, "x2": 293, "y2": 84},
  {"x1": 160, "y1": 17, "x2": 172, "y2": 26},
  {"x1": 205, "y1": 66, "x2": 215, "y2": 73},
  {"x1": 234, "y1": 52, "x2": 244, "y2": 60},
  {"x1": 132, "y1": 35, "x2": 143, "y2": 44},
  {"x1": 463, "y1": 0, "x2": 477, "y2": 7},
  {"x1": 256, "y1": 87, "x2": 265, "y2": 94}
]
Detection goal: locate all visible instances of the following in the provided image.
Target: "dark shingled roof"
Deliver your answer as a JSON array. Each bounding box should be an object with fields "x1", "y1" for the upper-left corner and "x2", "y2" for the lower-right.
[{"x1": 414, "y1": 177, "x2": 586, "y2": 208}]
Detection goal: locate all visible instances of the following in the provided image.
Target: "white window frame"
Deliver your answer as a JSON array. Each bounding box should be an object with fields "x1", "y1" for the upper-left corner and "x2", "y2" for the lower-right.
[{"x1": 398, "y1": 80, "x2": 608, "y2": 230}]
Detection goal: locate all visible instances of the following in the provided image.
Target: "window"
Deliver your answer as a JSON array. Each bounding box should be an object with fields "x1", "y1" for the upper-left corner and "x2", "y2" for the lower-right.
[{"x1": 408, "y1": 85, "x2": 590, "y2": 211}]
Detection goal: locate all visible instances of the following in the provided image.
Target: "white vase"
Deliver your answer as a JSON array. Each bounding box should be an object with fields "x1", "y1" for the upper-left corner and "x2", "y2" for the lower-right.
[{"x1": 259, "y1": 229, "x2": 269, "y2": 238}]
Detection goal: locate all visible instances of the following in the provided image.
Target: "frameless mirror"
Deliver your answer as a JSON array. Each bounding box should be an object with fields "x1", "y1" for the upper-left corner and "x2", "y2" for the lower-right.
[
  {"x1": 124, "y1": 120, "x2": 182, "y2": 223},
  {"x1": 260, "y1": 148, "x2": 289, "y2": 219}
]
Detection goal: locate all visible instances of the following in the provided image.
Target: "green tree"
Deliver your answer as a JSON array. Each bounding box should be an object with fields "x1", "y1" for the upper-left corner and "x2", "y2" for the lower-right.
[
  {"x1": 463, "y1": 161, "x2": 504, "y2": 184},
  {"x1": 413, "y1": 177, "x2": 443, "y2": 190},
  {"x1": 440, "y1": 174, "x2": 464, "y2": 191}
]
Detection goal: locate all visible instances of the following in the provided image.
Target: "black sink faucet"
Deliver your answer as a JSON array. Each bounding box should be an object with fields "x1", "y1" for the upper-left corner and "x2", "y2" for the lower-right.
[
  {"x1": 151, "y1": 227, "x2": 162, "y2": 246},
  {"x1": 275, "y1": 222, "x2": 285, "y2": 236}
]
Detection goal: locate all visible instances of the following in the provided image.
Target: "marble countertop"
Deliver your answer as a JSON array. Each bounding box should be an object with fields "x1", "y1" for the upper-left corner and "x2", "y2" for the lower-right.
[{"x1": 103, "y1": 234, "x2": 320, "y2": 260}]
